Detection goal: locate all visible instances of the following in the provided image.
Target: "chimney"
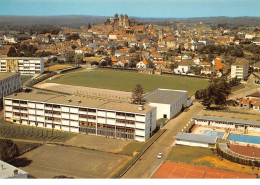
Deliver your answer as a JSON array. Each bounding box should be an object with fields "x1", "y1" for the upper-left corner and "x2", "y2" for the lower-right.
[
  {"x1": 77, "y1": 100, "x2": 81, "y2": 104},
  {"x1": 67, "y1": 99, "x2": 71, "y2": 102},
  {"x1": 13, "y1": 169, "x2": 18, "y2": 176},
  {"x1": 1, "y1": 164, "x2": 3, "y2": 170},
  {"x1": 138, "y1": 105, "x2": 144, "y2": 111}
]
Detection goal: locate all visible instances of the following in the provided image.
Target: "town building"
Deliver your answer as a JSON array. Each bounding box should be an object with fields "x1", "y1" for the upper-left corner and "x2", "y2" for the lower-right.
[
  {"x1": 4, "y1": 93, "x2": 157, "y2": 142},
  {"x1": 0, "y1": 160, "x2": 28, "y2": 179},
  {"x1": 175, "y1": 132, "x2": 217, "y2": 148},
  {"x1": 230, "y1": 58, "x2": 249, "y2": 80},
  {"x1": 193, "y1": 116, "x2": 260, "y2": 132},
  {"x1": 145, "y1": 89, "x2": 191, "y2": 119},
  {"x1": 0, "y1": 57, "x2": 44, "y2": 74},
  {"x1": 0, "y1": 72, "x2": 21, "y2": 106}
]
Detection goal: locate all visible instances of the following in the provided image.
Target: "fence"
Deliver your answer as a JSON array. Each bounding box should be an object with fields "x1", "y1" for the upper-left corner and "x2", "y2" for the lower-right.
[{"x1": 217, "y1": 143, "x2": 260, "y2": 167}]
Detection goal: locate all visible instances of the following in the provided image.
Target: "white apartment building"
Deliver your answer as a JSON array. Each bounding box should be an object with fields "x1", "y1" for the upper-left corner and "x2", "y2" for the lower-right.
[
  {"x1": 230, "y1": 58, "x2": 249, "y2": 80},
  {"x1": 0, "y1": 160, "x2": 28, "y2": 179},
  {"x1": 0, "y1": 57, "x2": 44, "y2": 74},
  {"x1": 0, "y1": 72, "x2": 21, "y2": 106},
  {"x1": 145, "y1": 89, "x2": 191, "y2": 120},
  {"x1": 4, "y1": 93, "x2": 156, "y2": 142}
]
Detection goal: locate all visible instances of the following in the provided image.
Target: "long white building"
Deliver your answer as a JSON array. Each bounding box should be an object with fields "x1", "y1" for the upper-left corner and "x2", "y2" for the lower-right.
[
  {"x1": 4, "y1": 93, "x2": 156, "y2": 142},
  {"x1": 0, "y1": 57, "x2": 44, "y2": 74},
  {"x1": 0, "y1": 72, "x2": 21, "y2": 106},
  {"x1": 193, "y1": 116, "x2": 260, "y2": 132}
]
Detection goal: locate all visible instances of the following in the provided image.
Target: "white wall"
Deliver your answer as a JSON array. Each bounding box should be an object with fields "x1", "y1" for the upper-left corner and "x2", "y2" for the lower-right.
[{"x1": 176, "y1": 140, "x2": 209, "y2": 148}]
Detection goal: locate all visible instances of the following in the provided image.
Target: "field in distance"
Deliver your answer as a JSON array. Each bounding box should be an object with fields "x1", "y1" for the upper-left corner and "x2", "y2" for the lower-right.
[{"x1": 49, "y1": 69, "x2": 209, "y2": 95}]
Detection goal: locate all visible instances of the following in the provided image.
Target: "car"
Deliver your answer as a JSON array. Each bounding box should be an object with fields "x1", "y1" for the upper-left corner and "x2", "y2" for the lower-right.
[{"x1": 157, "y1": 153, "x2": 163, "y2": 159}]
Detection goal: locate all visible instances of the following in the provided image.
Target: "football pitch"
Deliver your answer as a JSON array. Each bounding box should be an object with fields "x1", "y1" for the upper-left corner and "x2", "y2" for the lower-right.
[{"x1": 50, "y1": 69, "x2": 209, "y2": 95}]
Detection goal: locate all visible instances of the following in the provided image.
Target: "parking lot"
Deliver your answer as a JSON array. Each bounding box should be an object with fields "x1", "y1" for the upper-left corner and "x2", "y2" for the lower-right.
[{"x1": 18, "y1": 145, "x2": 130, "y2": 178}]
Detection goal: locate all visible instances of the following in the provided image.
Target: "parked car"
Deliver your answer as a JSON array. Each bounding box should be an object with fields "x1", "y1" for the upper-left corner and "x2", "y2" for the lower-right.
[{"x1": 157, "y1": 153, "x2": 163, "y2": 159}]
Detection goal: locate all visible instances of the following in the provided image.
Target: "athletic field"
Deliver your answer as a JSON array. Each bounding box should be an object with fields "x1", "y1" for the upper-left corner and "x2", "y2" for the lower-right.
[{"x1": 49, "y1": 69, "x2": 209, "y2": 95}]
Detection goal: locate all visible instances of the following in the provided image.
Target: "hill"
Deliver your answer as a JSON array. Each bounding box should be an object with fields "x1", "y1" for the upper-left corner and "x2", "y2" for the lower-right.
[{"x1": 0, "y1": 15, "x2": 260, "y2": 27}]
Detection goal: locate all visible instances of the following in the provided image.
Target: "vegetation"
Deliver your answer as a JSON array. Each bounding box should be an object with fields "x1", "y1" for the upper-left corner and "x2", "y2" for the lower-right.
[
  {"x1": 27, "y1": 71, "x2": 57, "y2": 87},
  {"x1": 156, "y1": 118, "x2": 168, "y2": 125},
  {"x1": 195, "y1": 78, "x2": 233, "y2": 108},
  {"x1": 0, "y1": 139, "x2": 18, "y2": 162},
  {"x1": 131, "y1": 84, "x2": 146, "y2": 105},
  {"x1": 49, "y1": 69, "x2": 209, "y2": 95},
  {"x1": 20, "y1": 75, "x2": 33, "y2": 85},
  {"x1": 166, "y1": 145, "x2": 257, "y2": 175}
]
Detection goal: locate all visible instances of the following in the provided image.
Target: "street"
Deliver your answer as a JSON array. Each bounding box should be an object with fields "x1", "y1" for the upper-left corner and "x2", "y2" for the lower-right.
[{"x1": 122, "y1": 102, "x2": 203, "y2": 178}]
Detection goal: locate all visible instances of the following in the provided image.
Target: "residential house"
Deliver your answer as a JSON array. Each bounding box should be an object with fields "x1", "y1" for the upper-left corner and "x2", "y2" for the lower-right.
[
  {"x1": 174, "y1": 60, "x2": 195, "y2": 74},
  {"x1": 136, "y1": 60, "x2": 149, "y2": 68}
]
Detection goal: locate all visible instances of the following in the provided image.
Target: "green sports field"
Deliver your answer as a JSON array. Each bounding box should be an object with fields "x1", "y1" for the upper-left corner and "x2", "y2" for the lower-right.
[{"x1": 50, "y1": 69, "x2": 209, "y2": 95}]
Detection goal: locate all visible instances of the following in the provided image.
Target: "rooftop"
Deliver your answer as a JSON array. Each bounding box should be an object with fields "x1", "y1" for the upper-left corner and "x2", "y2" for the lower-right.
[
  {"x1": 0, "y1": 57, "x2": 42, "y2": 60},
  {"x1": 232, "y1": 58, "x2": 248, "y2": 66},
  {"x1": 0, "y1": 72, "x2": 18, "y2": 81},
  {"x1": 5, "y1": 92, "x2": 153, "y2": 114},
  {"x1": 193, "y1": 115, "x2": 260, "y2": 126},
  {"x1": 0, "y1": 160, "x2": 28, "y2": 179},
  {"x1": 145, "y1": 88, "x2": 187, "y2": 104},
  {"x1": 175, "y1": 132, "x2": 217, "y2": 144}
]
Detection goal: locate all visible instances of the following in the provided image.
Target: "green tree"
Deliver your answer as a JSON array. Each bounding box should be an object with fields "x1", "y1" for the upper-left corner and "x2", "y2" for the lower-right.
[
  {"x1": 0, "y1": 139, "x2": 18, "y2": 162},
  {"x1": 201, "y1": 78, "x2": 231, "y2": 108},
  {"x1": 74, "y1": 54, "x2": 84, "y2": 66},
  {"x1": 131, "y1": 84, "x2": 146, "y2": 105}
]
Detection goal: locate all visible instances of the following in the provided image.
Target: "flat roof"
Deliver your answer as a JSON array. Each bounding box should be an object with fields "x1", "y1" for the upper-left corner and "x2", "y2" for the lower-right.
[
  {"x1": 175, "y1": 132, "x2": 217, "y2": 144},
  {"x1": 145, "y1": 88, "x2": 187, "y2": 104},
  {"x1": 193, "y1": 115, "x2": 260, "y2": 126},
  {"x1": 98, "y1": 101, "x2": 155, "y2": 114},
  {"x1": 0, "y1": 160, "x2": 28, "y2": 179},
  {"x1": 5, "y1": 92, "x2": 153, "y2": 114},
  {"x1": 0, "y1": 57, "x2": 41, "y2": 60},
  {"x1": 0, "y1": 72, "x2": 18, "y2": 81}
]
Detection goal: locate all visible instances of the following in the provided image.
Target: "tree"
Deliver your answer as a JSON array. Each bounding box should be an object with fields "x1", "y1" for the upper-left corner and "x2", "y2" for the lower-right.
[
  {"x1": 0, "y1": 139, "x2": 18, "y2": 162},
  {"x1": 201, "y1": 78, "x2": 231, "y2": 108},
  {"x1": 74, "y1": 54, "x2": 84, "y2": 66},
  {"x1": 131, "y1": 84, "x2": 146, "y2": 105}
]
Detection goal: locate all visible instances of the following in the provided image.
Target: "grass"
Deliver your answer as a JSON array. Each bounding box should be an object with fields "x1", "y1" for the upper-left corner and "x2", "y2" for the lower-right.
[
  {"x1": 0, "y1": 118, "x2": 76, "y2": 142},
  {"x1": 44, "y1": 64, "x2": 72, "y2": 71},
  {"x1": 156, "y1": 118, "x2": 168, "y2": 125},
  {"x1": 49, "y1": 68, "x2": 209, "y2": 95},
  {"x1": 167, "y1": 145, "x2": 258, "y2": 175},
  {"x1": 20, "y1": 75, "x2": 33, "y2": 85},
  {"x1": 118, "y1": 142, "x2": 143, "y2": 156}
]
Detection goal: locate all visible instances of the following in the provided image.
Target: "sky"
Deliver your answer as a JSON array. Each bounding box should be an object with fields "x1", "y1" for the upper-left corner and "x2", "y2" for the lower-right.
[{"x1": 0, "y1": 0, "x2": 259, "y2": 18}]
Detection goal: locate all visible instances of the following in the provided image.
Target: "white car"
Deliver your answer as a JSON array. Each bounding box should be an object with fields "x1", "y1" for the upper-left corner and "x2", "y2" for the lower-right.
[{"x1": 157, "y1": 153, "x2": 163, "y2": 159}]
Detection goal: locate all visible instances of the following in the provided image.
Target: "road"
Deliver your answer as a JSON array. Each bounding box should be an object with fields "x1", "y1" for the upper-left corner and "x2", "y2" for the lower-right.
[
  {"x1": 229, "y1": 82, "x2": 259, "y2": 100},
  {"x1": 122, "y1": 102, "x2": 203, "y2": 178}
]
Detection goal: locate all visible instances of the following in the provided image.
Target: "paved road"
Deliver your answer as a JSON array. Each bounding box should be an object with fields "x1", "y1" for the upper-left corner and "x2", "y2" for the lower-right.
[
  {"x1": 122, "y1": 102, "x2": 203, "y2": 178},
  {"x1": 229, "y1": 82, "x2": 259, "y2": 100}
]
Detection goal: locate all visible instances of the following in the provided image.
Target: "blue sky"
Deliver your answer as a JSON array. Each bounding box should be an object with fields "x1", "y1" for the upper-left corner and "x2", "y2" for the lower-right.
[{"x1": 0, "y1": 0, "x2": 259, "y2": 18}]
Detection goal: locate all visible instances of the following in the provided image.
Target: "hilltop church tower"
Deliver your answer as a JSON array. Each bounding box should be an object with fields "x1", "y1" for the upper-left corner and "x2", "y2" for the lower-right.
[{"x1": 119, "y1": 14, "x2": 129, "y2": 28}]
